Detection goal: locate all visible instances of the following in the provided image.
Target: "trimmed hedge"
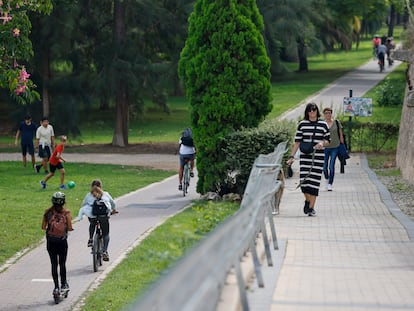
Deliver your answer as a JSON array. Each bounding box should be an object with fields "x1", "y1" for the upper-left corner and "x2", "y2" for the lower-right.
[
  {"x1": 219, "y1": 119, "x2": 295, "y2": 195},
  {"x1": 343, "y1": 121, "x2": 399, "y2": 152}
]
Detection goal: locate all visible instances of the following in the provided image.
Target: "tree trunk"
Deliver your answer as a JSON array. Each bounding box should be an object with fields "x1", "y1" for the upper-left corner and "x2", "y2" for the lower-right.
[
  {"x1": 112, "y1": 84, "x2": 129, "y2": 147},
  {"x1": 41, "y1": 49, "x2": 51, "y2": 117},
  {"x1": 388, "y1": 5, "x2": 396, "y2": 37},
  {"x1": 111, "y1": 0, "x2": 128, "y2": 147},
  {"x1": 297, "y1": 37, "x2": 308, "y2": 72}
]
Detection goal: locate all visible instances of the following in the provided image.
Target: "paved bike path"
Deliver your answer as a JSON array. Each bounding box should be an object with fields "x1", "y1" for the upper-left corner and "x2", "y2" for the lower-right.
[{"x1": 279, "y1": 58, "x2": 400, "y2": 121}]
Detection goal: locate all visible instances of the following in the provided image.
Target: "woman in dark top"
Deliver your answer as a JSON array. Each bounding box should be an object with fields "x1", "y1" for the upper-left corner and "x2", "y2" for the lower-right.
[{"x1": 286, "y1": 103, "x2": 330, "y2": 216}]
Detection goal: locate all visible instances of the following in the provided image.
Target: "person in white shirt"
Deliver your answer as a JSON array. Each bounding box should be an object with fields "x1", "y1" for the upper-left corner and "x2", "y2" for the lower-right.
[{"x1": 35, "y1": 117, "x2": 55, "y2": 174}]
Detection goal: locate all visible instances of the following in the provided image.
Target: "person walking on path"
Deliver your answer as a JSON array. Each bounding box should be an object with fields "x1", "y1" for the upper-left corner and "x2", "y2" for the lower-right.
[
  {"x1": 14, "y1": 114, "x2": 37, "y2": 168},
  {"x1": 35, "y1": 117, "x2": 55, "y2": 174},
  {"x1": 78, "y1": 179, "x2": 117, "y2": 261},
  {"x1": 41, "y1": 192, "x2": 73, "y2": 296},
  {"x1": 286, "y1": 103, "x2": 330, "y2": 216},
  {"x1": 322, "y1": 107, "x2": 344, "y2": 191},
  {"x1": 40, "y1": 135, "x2": 67, "y2": 190}
]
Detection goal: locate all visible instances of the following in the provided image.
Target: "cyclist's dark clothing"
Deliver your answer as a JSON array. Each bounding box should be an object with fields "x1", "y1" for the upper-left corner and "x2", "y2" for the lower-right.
[
  {"x1": 42, "y1": 206, "x2": 73, "y2": 289},
  {"x1": 378, "y1": 52, "x2": 385, "y2": 66},
  {"x1": 89, "y1": 216, "x2": 110, "y2": 252}
]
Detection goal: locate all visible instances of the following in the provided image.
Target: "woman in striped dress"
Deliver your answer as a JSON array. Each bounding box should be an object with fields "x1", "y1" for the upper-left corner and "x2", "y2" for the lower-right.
[{"x1": 286, "y1": 103, "x2": 330, "y2": 216}]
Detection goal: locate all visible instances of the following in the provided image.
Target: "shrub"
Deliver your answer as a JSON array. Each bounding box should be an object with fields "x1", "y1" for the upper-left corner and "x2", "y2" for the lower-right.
[
  {"x1": 343, "y1": 121, "x2": 399, "y2": 152},
  {"x1": 219, "y1": 119, "x2": 294, "y2": 195},
  {"x1": 374, "y1": 76, "x2": 405, "y2": 107}
]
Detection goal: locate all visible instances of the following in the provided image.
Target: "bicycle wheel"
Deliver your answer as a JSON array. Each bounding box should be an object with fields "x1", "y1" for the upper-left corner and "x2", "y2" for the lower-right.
[
  {"x1": 92, "y1": 234, "x2": 99, "y2": 272},
  {"x1": 183, "y1": 163, "x2": 189, "y2": 196},
  {"x1": 97, "y1": 237, "x2": 103, "y2": 266}
]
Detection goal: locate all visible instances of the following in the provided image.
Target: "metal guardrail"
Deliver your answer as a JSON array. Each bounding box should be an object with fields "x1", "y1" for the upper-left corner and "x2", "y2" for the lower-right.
[{"x1": 127, "y1": 141, "x2": 288, "y2": 311}]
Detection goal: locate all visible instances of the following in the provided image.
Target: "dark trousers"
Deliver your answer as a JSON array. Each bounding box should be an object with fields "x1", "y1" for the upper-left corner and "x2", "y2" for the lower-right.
[
  {"x1": 88, "y1": 216, "x2": 110, "y2": 252},
  {"x1": 46, "y1": 238, "x2": 68, "y2": 289}
]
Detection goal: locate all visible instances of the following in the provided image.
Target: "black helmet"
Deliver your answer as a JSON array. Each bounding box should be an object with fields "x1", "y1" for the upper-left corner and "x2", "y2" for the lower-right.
[{"x1": 52, "y1": 192, "x2": 66, "y2": 206}]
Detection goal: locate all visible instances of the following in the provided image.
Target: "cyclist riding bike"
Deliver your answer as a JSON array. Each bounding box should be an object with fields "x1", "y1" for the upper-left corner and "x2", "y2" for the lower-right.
[
  {"x1": 178, "y1": 128, "x2": 196, "y2": 191},
  {"x1": 78, "y1": 179, "x2": 117, "y2": 261},
  {"x1": 372, "y1": 34, "x2": 380, "y2": 57},
  {"x1": 377, "y1": 43, "x2": 387, "y2": 70},
  {"x1": 385, "y1": 37, "x2": 395, "y2": 65}
]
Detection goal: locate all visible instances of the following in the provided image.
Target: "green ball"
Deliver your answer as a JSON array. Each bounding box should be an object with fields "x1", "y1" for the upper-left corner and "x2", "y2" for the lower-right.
[{"x1": 68, "y1": 181, "x2": 75, "y2": 189}]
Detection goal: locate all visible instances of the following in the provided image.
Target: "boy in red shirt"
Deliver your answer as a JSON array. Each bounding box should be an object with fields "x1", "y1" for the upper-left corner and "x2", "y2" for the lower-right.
[{"x1": 41, "y1": 135, "x2": 67, "y2": 190}]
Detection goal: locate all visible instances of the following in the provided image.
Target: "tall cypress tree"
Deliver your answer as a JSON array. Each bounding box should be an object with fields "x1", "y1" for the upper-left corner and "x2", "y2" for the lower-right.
[{"x1": 179, "y1": 0, "x2": 272, "y2": 194}]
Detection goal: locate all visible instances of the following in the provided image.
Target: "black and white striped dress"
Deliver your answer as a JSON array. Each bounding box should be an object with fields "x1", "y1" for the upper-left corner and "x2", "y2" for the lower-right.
[{"x1": 295, "y1": 119, "x2": 330, "y2": 196}]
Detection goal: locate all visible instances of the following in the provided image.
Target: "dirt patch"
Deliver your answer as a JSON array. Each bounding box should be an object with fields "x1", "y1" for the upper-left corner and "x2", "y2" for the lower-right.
[{"x1": 66, "y1": 142, "x2": 178, "y2": 154}]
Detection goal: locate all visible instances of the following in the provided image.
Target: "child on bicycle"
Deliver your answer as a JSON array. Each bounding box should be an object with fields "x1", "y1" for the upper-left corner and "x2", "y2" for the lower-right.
[
  {"x1": 78, "y1": 179, "x2": 117, "y2": 261},
  {"x1": 178, "y1": 128, "x2": 196, "y2": 191},
  {"x1": 42, "y1": 192, "x2": 73, "y2": 296}
]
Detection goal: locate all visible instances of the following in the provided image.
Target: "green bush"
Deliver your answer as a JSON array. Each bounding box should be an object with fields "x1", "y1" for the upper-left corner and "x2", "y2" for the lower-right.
[
  {"x1": 374, "y1": 76, "x2": 405, "y2": 107},
  {"x1": 220, "y1": 119, "x2": 294, "y2": 195},
  {"x1": 343, "y1": 121, "x2": 399, "y2": 152}
]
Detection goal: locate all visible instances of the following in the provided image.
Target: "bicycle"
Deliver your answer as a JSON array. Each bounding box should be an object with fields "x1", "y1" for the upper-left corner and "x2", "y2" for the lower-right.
[
  {"x1": 91, "y1": 216, "x2": 105, "y2": 272},
  {"x1": 182, "y1": 157, "x2": 191, "y2": 197},
  {"x1": 91, "y1": 211, "x2": 118, "y2": 272},
  {"x1": 378, "y1": 53, "x2": 385, "y2": 72}
]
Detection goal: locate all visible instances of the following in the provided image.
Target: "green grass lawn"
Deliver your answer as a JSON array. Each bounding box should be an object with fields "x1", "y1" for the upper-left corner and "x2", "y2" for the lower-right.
[{"x1": 0, "y1": 162, "x2": 175, "y2": 266}]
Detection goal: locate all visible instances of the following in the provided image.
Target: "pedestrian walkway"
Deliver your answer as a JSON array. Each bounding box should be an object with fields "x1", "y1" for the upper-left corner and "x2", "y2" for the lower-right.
[
  {"x1": 248, "y1": 154, "x2": 414, "y2": 311},
  {"x1": 246, "y1": 57, "x2": 413, "y2": 310}
]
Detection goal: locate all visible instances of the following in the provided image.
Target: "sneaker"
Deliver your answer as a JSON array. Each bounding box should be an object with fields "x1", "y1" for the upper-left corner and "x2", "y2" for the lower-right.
[
  {"x1": 35, "y1": 165, "x2": 41, "y2": 173},
  {"x1": 53, "y1": 287, "x2": 60, "y2": 296},
  {"x1": 190, "y1": 171, "x2": 194, "y2": 178},
  {"x1": 308, "y1": 208, "x2": 316, "y2": 216},
  {"x1": 40, "y1": 180, "x2": 46, "y2": 189},
  {"x1": 327, "y1": 184, "x2": 332, "y2": 191},
  {"x1": 60, "y1": 184, "x2": 67, "y2": 190},
  {"x1": 61, "y1": 282, "x2": 69, "y2": 290},
  {"x1": 178, "y1": 184, "x2": 182, "y2": 190},
  {"x1": 303, "y1": 201, "x2": 310, "y2": 214},
  {"x1": 87, "y1": 239, "x2": 93, "y2": 247},
  {"x1": 102, "y1": 251, "x2": 109, "y2": 261}
]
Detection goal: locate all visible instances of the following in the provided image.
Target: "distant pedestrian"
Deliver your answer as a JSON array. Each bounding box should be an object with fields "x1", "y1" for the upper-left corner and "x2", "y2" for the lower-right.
[
  {"x1": 286, "y1": 103, "x2": 330, "y2": 216},
  {"x1": 35, "y1": 117, "x2": 55, "y2": 174},
  {"x1": 322, "y1": 107, "x2": 344, "y2": 191},
  {"x1": 14, "y1": 114, "x2": 37, "y2": 168},
  {"x1": 41, "y1": 192, "x2": 73, "y2": 296},
  {"x1": 40, "y1": 135, "x2": 67, "y2": 190}
]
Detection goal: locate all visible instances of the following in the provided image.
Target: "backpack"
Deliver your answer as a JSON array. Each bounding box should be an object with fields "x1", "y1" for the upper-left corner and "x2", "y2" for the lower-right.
[
  {"x1": 92, "y1": 199, "x2": 108, "y2": 216},
  {"x1": 47, "y1": 211, "x2": 67, "y2": 241},
  {"x1": 181, "y1": 136, "x2": 194, "y2": 147},
  {"x1": 180, "y1": 128, "x2": 194, "y2": 147}
]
